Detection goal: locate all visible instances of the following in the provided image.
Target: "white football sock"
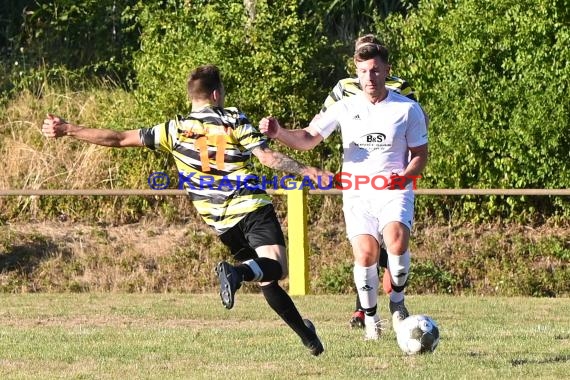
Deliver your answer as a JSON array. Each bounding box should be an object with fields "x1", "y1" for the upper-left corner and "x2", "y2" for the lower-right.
[
  {"x1": 388, "y1": 250, "x2": 410, "y2": 304},
  {"x1": 353, "y1": 263, "x2": 379, "y2": 311}
]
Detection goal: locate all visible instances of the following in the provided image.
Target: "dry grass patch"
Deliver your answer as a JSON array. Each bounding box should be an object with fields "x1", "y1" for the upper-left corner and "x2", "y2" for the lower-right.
[{"x1": 1, "y1": 219, "x2": 568, "y2": 296}]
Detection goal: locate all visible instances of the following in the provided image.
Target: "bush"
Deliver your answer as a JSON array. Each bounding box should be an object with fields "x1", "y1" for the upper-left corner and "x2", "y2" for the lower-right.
[
  {"x1": 132, "y1": 0, "x2": 344, "y2": 174},
  {"x1": 377, "y1": 0, "x2": 570, "y2": 222},
  {"x1": 2, "y1": 0, "x2": 570, "y2": 225}
]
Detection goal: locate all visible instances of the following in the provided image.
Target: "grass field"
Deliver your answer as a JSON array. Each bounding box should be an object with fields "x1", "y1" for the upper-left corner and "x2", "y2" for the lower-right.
[{"x1": 0, "y1": 294, "x2": 568, "y2": 379}]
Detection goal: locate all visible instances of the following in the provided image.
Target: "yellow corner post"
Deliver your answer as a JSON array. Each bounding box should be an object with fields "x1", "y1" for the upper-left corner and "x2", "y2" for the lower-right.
[{"x1": 286, "y1": 184, "x2": 309, "y2": 295}]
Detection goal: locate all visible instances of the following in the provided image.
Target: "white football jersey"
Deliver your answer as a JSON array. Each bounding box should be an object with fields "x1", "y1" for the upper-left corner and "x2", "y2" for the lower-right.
[{"x1": 311, "y1": 91, "x2": 427, "y2": 192}]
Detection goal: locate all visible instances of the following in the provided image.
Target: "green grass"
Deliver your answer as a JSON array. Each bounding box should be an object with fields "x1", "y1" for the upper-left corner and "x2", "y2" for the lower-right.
[{"x1": 0, "y1": 294, "x2": 568, "y2": 379}]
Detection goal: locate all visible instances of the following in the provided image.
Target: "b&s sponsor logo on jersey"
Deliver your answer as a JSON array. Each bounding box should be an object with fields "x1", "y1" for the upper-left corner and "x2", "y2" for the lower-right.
[{"x1": 355, "y1": 133, "x2": 390, "y2": 151}]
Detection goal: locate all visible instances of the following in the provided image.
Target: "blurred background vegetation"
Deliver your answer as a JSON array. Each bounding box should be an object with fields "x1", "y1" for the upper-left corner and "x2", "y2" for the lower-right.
[
  {"x1": 0, "y1": 0, "x2": 568, "y2": 296},
  {"x1": 1, "y1": 0, "x2": 568, "y2": 224}
]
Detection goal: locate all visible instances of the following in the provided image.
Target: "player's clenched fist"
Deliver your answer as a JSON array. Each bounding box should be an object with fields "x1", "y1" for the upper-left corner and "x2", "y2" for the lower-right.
[
  {"x1": 258, "y1": 116, "x2": 281, "y2": 139},
  {"x1": 42, "y1": 114, "x2": 67, "y2": 138}
]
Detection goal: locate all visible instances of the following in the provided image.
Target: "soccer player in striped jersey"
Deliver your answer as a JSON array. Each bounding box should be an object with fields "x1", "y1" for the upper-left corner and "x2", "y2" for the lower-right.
[
  {"x1": 321, "y1": 35, "x2": 416, "y2": 116},
  {"x1": 320, "y1": 34, "x2": 428, "y2": 331},
  {"x1": 42, "y1": 64, "x2": 328, "y2": 356},
  {"x1": 321, "y1": 73, "x2": 416, "y2": 113}
]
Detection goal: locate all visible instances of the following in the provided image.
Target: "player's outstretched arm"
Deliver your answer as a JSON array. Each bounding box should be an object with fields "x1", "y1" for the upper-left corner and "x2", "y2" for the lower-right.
[
  {"x1": 259, "y1": 117, "x2": 323, "y2": 151},
  {"x1": 41, "y1": 114, "x2": 143, "y2": 148}
]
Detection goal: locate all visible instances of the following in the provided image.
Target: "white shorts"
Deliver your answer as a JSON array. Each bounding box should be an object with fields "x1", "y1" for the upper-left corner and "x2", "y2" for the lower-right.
[{"x1": 342, "y1": 190, "x2": 414, "y2": 243}]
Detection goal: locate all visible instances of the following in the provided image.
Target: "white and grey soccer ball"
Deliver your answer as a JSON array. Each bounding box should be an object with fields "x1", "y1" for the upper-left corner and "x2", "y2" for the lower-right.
[{"x1": 396, "y1": 314, "x2": 440, "y2": 355}]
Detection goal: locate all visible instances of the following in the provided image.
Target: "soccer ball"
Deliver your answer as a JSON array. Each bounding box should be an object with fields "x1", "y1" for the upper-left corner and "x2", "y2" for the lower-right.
[{"x1": 396, "y1": 314, "x2": 440, "y2": 355}]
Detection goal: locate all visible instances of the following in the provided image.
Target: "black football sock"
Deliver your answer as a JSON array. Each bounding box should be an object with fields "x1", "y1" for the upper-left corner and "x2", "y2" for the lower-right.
[
  {"x1": 234, "y1": 263, "x2": 254, "y2": 281},
  {"x1": 355, "y1": 294, "x2": 364, "y2": 312},
  {"x1": 261, "y1": 281, "x2": 317, "y2": 344},
  {"x1": 235, "y1": 257, "x2": 282, "y2": 282},
  {"x1": 364, "y1": 305, "x2": 378, "y2": 317}
]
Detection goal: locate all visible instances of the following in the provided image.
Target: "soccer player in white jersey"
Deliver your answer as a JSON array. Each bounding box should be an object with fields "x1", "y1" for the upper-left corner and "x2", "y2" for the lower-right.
[
  {"x1": 260, "y1": 41, "x2": 428, "y2": 340},
  {"x1": 321, "y1": 33, "x2": 425, "y2": 330}
]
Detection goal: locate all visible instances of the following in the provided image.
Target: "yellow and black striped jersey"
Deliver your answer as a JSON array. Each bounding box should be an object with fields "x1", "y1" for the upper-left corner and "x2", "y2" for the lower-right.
[
  {"x1": 321, "y1": 75, "x2": 416, "y2": 113},
  {"x1": 140, "y1": 106, "x2": 271, "y2": 234}
]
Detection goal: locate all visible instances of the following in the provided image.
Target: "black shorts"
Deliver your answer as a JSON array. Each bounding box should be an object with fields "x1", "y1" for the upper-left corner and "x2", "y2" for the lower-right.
[{"x1": 219, "y1": 204, "x2": 286, "y2": 261}]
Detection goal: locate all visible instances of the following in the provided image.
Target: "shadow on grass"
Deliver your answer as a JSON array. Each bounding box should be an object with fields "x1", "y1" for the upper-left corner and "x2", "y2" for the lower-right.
[
  {"x1": 511, "y1": 354, "x2": 570, "y2": 367},
  {"x1": 0, "y1": 235, "x2": 67, "y2": 274}
]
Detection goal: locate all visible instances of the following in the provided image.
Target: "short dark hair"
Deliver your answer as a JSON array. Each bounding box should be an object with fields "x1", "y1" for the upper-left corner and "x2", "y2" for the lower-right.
[
  {"x1": 354, "y1": 34, "x2": 382, "y2": 51},
  {"x1": 354, "y1": 43, "x2": 389, "y2": 64},
  {"x1": 187, "y1": 64, "x2": 222, "y2": 100}
]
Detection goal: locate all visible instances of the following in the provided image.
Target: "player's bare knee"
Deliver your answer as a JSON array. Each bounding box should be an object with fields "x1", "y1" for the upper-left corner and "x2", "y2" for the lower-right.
[
  {"x1": 354, "y1": 250, "x2": 378, "y2": 267},
  {"x1": 386, "y1": 241, "x2": 408, "y2": 255}
]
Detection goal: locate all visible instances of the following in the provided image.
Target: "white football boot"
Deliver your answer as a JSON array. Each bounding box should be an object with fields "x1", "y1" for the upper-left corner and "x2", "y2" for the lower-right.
[{"x1": 364, "y1": 314, "x2": 384, "y2": 340}]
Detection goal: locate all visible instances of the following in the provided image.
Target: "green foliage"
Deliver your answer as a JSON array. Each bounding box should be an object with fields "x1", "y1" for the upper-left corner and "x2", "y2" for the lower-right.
[
  {"x1": 2, "y1": 0, "x2": 570, "y2": 224},
  {"x1": 132, "y1": 0, "x2": 346, "y2": 176},
  {"x1": 408, "y1": 260, "x2": 459, "y2": 294},
  {"x1": 133, "y1": 0, "x2": 332, "y2": 123},
  {"x1": 1, "y1": 0, "x2": 140, "y2": 97},
  {"x1": 316, "y1": 261, "x2": 354, "y2": 293},
  {"x1": 377, "y1": 0, "x2": 570, "y2": 221},
  {"x1": 24, "y1": 0, "x2": 138, "y2": 78},
  {"x1": 306, "y1": 0, "x2": 418, "y2": 42}
]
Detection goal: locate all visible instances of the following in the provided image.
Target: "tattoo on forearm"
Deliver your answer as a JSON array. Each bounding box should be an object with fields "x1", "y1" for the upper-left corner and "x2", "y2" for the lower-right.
[{"x1": 269, "y1": 151, "x2": 306, "y2": 175}]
